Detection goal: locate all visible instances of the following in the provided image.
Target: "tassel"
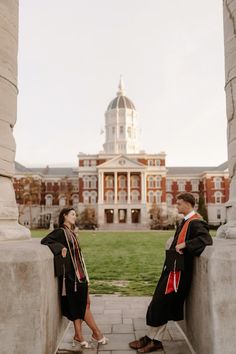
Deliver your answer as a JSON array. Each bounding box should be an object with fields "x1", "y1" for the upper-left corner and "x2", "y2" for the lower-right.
[
  {"x1": 62, "y1": 265, "x2": 66, "y2": 296},
  {"x1": 74, "y1": 279, "x2": 77, "y2": 292}
]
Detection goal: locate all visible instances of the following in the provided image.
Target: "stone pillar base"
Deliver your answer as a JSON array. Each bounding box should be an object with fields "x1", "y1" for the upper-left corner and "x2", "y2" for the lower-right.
[
  {"x1": 0, "y1": 176, "x2": 30, "y2": 241},
  {"x1": 216, "y1": 221, "x2": 236, "y2": 239},
  {"x1": 184, "y1": 239, "x2": 236, "y2": 354},
  {"x1": 0, "y1": 239, "x2": 68, "y2": 354}
]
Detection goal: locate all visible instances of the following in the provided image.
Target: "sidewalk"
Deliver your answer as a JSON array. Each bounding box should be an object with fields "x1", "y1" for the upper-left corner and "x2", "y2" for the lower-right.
[{"x1": 58, "y1": 295, "x2": 192, "y2": 354}]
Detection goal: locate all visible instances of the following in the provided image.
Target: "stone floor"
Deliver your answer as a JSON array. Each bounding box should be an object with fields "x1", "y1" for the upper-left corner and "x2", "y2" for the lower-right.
[{"x1": 57, "y1": 295, "x2": 193, "y2": 354}]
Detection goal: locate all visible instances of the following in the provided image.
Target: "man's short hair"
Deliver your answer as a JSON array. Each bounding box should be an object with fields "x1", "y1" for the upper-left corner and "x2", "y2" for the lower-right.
[{"x1": 177, "y1": 193, "x2": 195, "y2": 207}]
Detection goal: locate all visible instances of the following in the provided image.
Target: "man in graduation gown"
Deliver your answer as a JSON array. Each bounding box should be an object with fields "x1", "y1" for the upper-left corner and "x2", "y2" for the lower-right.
[{"x1": 129, "y1": 192, "x2": 213, "y2": 353}]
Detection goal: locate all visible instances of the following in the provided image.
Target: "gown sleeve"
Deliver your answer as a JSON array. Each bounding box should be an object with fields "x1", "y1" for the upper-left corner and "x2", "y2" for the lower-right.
[
  {"x1": 41, "y1": 228, "x2": 66, "y2": 256},
  {"x1": 185, "y1": 220, "x2": 213, "y2": 256}
]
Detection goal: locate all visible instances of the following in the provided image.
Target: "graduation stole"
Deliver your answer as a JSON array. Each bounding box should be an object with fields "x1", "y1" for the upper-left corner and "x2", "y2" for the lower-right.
[{"x1": 165, "y1": 213, "x2": 202, "y2": 295}]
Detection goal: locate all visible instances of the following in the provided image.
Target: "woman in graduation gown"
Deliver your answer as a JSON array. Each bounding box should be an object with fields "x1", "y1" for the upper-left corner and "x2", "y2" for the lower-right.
[{"x1": 41, "y1": 207, "x2": 108, "y2": 349}]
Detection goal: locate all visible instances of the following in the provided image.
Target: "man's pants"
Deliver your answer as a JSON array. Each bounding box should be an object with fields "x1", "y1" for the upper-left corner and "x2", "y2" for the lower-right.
[{"x1": 147, "y1": 324, "x2": 167, "y2": 341}]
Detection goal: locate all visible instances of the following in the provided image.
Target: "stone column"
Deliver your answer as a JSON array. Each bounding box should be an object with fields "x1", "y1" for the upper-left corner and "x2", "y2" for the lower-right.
[
  {"x1": 98, "y1": 171, "x2": 104, "y2": 203},
  {"x1": 127, "y1": 171, "x2": 131, "y2": 203},
  {"x1": 141, "y1": 172, "x2": 146, "y2": 203},
  {"x1": 0, "y1": 0, "x2": 30, "y2": 240},
  {"x1": 217, "y1": 0, "x2": 236, "y2": 238},
  {"x1": 114, "y1": 171, "x2": 118, "y2": 203}
]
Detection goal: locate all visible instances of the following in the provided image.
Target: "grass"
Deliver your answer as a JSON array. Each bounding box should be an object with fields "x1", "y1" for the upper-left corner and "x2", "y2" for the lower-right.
[{"x1": 34, "y1": 229, "x2": 216, "y2": 296}]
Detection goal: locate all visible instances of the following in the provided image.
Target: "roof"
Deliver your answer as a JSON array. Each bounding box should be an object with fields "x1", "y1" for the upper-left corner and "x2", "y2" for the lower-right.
[
  {"x1": 167, "y1": 162, "x2": 228, "y2": 176},
  {"x1": 107, "y1": 95, "x2": 136, "y2": 110}
]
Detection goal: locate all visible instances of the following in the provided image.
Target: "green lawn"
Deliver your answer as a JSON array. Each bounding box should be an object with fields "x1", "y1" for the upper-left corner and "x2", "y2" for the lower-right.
[{"x1": 34, "y1": 229, "x2": 215, "y2": 296}]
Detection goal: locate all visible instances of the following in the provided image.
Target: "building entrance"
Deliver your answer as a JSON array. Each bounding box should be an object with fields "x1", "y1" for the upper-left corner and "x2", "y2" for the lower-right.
[
  {"x1": 118, "y1": 209, "x2": 127, "y2": 223},
  {"x1": 105, "y1": 209, "x2": 114, "y2": 223},
  {"x1": 131, "y1": 209, "x2": 140, "y2": 223}
]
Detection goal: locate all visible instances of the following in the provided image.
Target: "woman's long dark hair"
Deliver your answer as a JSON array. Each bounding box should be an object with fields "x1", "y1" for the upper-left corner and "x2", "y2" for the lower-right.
[{"x1": 58, "y1": 207, "x2": 76, "y2": 227}]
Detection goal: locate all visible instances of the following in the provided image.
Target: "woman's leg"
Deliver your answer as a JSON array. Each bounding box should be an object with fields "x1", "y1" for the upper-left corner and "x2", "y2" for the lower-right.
[
  {"x1": 73, "y1": 319, "x2": 85, "y2": 341},
  {"x1": 83, "y1": 306, "x2": 103, "y2": 339}
]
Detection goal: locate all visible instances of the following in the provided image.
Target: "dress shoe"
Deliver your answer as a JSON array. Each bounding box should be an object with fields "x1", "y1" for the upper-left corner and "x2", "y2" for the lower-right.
[
  {"x1": 137, "y1": 340, "x2": 163, "y2": 353},
  {"x1": 129, "y1": 335, "x2": 151, "y2": 349}
]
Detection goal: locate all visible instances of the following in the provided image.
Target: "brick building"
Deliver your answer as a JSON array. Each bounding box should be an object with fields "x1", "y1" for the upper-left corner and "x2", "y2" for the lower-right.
[{"x1": 14, "y1": 79, "x2": 229, "y2": 229}]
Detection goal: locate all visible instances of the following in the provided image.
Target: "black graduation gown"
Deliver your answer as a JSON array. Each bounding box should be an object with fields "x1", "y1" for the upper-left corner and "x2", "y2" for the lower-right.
[
  {"x1": 146, "y1": 219, "x2": 213, "y2": 327},
  {"x1": 41, "y1": 228, "x2": 88, "y2": 321}
]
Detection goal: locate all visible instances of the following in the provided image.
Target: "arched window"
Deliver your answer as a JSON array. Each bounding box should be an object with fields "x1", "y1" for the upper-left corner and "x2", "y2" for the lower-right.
[
  {"x1": 83, "y1": 191, "x2": 89, "y2": 204},
  {"x1": 148, "y1": 176, "x2": 154, "y2": 188},
  {"x1": 119, "y1": 175, "x2": 126, "y2": 188},
  {"x1": 83, "y1": 176, "x2": 89, "y2": 189},
  {"x1": 72, "y1": 195, "x2": 79, "y2": 207},
  {"x1": 131, "y1": 175, "x2": 139, "y2": 188},
  {"x1": 106, "y1": 176, "x2": 114, "y2": 188},
  {"x1": 155, "y1": 192, "x2": 161, "y2": 204},
  {"x1": 166, "y1": 180, "x2": 172, "y2": 192},
  {"x1": 59, "y1": 196, "x2": 66, "y2": 207},
  {"x1": 118, "y1": 191, "x2": 127, "y2": 203},
  {"x1": 214, "y1": 177, "x2": 222, "y2": 189},
  {"x1": 90, "y1": 176, "x2": 97, "y2": 189},
  {"x1": 106, "y1": 191, "x2": 114, "y2": 203},
  {"x1": 215, "y1": 191, "x2": 222, "y2": 204},
  {"x1": 131, "y1": 190, "x2": 139, "y2": 202},
  {"x1": 91, "y1": 191, "x2": 97, "y2": 204},
  {"x1": 155, "y1": 177, "x2": 161, "y2": 188},
  {"x1": 148, "y1": 191, "x2": 154, "y2": 203},
  {"x1": 166, "y1": 194, "x2": 172, "y2": 207},
  {"x1": 45, "y1": 194, "x2": 53, "y2": 207}
]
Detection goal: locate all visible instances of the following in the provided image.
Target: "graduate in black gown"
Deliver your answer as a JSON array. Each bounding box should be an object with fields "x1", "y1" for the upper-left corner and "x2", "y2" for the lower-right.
[
  {"x1": 129, "y1": 193, "x2": 213, "y2": 353},
  {"x1": 41, "y1": 207, "x2": 108, "y2": 349}
]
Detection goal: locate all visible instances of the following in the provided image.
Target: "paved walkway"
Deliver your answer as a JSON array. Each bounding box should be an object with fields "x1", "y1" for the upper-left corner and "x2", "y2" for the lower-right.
[{"x1": 58, "y1": 295, "x2": 193, "y2": 354}]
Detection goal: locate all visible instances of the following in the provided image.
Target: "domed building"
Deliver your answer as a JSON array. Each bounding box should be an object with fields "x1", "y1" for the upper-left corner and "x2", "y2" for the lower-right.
[{"x1": 14, "y1": 78, "x2": 229, "y2": 229}]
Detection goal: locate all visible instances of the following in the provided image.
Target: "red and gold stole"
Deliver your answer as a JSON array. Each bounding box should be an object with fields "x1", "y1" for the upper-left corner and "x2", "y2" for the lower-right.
[{"x1": 165, "y1": 213, "x2": 202, "y2": 295}]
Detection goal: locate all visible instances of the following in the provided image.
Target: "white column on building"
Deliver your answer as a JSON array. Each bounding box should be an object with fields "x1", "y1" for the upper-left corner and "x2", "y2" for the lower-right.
[
  {"x1": 0, "y1": 1, "x2": 30, "y2": 240},
  {"x1": 98, "y1": 171, "x2": 104, "y2": 203},
  {"x1": 114, "y1": 171, "x2": 118, "y2": 203},
  {"x1": 127, "y1": 171, "x2": 131, "y2": 203},
  {"x1": 141, "y1": 172, "x2": 146, "y2": 203}
]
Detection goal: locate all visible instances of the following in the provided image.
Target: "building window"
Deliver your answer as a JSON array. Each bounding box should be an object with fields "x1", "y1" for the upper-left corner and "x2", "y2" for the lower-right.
[
  {"x1": 91, "y1": 160, "x2": 96, "y2": 167},
  {"x1": 90, "y1": 176, "x2": 97, "y2": 189},
  {"x1": 148, "y1": 191, "x2": 154, "y2": 203},
  {"x1": 83, "y1": 176, "x2": 90, "y2": 189},
  {"x1": 83, "y1": 191, "x2": 89, "y2": 204},
  {"x1": 119, "y1": 175, "x2": 126, "y2": 188},
  {"x1": 148, "y1": 176, "x2": 154, "y2": 188},
  {"x1": 106, "y1": 176, "x2": 114, "y2": 188},
  {"x1": 155, "y1": 192, "x2": 161, "y2": 204},
  {"x1": 84, "y1": 160, "x2": 90, "y2": 167},
  {"x1": 178, "y1": 180, "x2": 185, "y2": 192},
  {"x1": 148, "y1": 160, "x2": 154, "y2": 166},
  {"x1": 127, "y1": 127, "x2": 132, "y2": 138},
  {"x1": 214, "y1": 177, "x2": 222, "y2": 189},
  {"x1": 118, "y1": 191, "x2": 127, "y2": 203},
  {"x1": 112, "y1": 127, "x2": 115, "y2": 135},
  {"x1": 166, "y1": 180, "x2": 172, "y2": 192},
  {"x1": 155, "y1": 177, "x2": 161, "y2": 188},
  {"x1": 131, "y1": 175, "x2": 139, "y2": 188},
  {"x1": 155, "y1": 159, "x2": 161, "y2": 166},
  {"x1": 72, "y1": 195, "x2": 79, "y2": 207},
  {"x1": 120, "y1": 126, "x2": 124, "y2": 136},
  {"x1": 45, "y1": 195, "x2": 53, "y2": 207},
  {"x1": 191, "y1": 180, "x2": 199, "y2": 191},
  {"x1": 217, "y1": 209, "x2": 221, "y2": 220},
  {"x1": 131, "y1": 190, "x2": 139, "y2": 202},
  {"x1": 59, "y1": 196, "x2": 66, "y2": 207},
  {"x1": 193, "y1": 193, "x2": 199, "y2": 204},
  {"x1": 166, "y1": 194, "x2": 172, "y2": 207},
  {"x1": 106, "y1": 191, "x2": 114, "y2": 203},
  {"x1": 215, "y1": 191, "x2": 222, "y2": 204},
  {"x1": 90, "y1": 191, "x2": 97, "y2": 204}
]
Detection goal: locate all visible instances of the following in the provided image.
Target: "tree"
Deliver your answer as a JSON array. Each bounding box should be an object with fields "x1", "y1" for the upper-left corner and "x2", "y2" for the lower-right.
[
  {"x1": 197, "y1": 192, "x2": 208, "y2": 222},
  {"x1": 149, "y1": 202, "x2": 165, "y2": 229},
  {"x1": 78, "y1": 206, "x2": 97, "y2": 229}
]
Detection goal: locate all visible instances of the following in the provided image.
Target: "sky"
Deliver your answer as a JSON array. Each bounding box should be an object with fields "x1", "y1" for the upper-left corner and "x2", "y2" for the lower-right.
[{"x1": 15, "y1": 0, "x2": 227, "y2": 167}]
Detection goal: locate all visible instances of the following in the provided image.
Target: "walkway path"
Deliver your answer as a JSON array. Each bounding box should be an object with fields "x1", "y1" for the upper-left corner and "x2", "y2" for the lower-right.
[{"x1": 58, "y1": 295, "x2": 193, "y2": 354}]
